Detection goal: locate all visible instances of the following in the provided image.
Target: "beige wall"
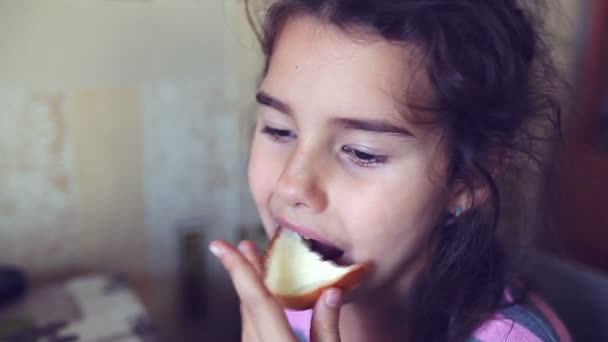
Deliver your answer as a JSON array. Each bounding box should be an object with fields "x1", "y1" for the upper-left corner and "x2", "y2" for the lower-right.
[
  {"x1": 67, "y1": 89, "x2": 147, "y2": 275},
  {"x1": 0, "y1": 89, "x2": 80, "y2": 279},
  {"x1": 552, "y1": 0, "x2": 584, "y2": 77},
  {"x1": 0, "y1": 0, "x2": 263, "y2": 338}
]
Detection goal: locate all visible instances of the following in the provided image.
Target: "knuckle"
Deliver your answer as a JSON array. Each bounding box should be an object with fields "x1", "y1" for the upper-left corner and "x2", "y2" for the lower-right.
[
  {"x1": 242, "y1": 287, "x2": 274, "y2": 308},
  {"x1": 312, "y1": 312, "x2": 340, "y2": 340},
  {"x1": 319, "y1": 322, "x2": 338, "y2": 336}
]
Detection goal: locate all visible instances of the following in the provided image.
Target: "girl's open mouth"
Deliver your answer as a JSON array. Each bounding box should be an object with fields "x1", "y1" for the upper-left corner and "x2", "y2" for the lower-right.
[{"x1": 300, "y1": 235, "x2": 349, "y2": 266}]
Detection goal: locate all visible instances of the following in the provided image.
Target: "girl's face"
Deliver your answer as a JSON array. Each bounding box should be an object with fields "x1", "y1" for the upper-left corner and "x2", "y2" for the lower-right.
[{"x1": 249, "y1": 16, "x2": 458, "y2": 298}]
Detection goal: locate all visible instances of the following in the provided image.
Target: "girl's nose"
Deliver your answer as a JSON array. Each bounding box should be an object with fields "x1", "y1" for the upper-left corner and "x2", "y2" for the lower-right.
[{"x1": 275, "y1": 150, "x2": 328, "y2": 213}]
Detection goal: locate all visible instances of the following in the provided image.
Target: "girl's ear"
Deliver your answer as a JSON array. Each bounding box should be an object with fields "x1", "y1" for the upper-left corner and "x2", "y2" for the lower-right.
[
  {"x1": 447, "y1": 149, "x2": 511, "y2": 214},
  {"x1": 447, "y1": 181, "x2": 489, "y2": 215}
]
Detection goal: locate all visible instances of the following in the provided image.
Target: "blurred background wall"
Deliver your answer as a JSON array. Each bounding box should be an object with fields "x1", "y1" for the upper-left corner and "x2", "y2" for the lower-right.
[
  {"x1": 0, "y1": 0, "x2": 263, "y2": 339},
  {"x1": 556, "y1": 0, "x2": 608, "y2": 272},
  {"x1": 0, "y1": 0, "x2": 605, "y2": 340}
]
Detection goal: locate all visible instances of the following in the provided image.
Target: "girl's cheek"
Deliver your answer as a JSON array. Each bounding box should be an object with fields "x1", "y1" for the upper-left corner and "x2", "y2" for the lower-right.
[
  {"x1": 248, "y1": 145, "x2": 267, "y2": 199},
  {"x1": 248, "y1": 141, "x2": 283, "y2": 204}
]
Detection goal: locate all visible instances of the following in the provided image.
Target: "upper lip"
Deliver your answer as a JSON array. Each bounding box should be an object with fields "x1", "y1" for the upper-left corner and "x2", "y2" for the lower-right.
[{"x1": 274, "y1": 217, "x2": 340, "y2": 249}]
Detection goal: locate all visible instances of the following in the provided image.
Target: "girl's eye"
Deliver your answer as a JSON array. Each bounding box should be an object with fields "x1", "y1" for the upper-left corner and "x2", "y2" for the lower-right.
[
  {"x1": 261, "y1": 125, "x2": 296, "y2": 142},
  {"x1": 341, "y1": 145, "x2": 388, "y2": 167}
]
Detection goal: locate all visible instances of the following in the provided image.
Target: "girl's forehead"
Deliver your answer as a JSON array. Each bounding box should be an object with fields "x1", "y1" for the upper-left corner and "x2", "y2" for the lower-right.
[{"x1": 263, "y1": 16, "x2": 433, "y2": 123}]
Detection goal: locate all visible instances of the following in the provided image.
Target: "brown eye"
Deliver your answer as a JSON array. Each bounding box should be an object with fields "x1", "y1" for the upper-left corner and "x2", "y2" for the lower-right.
[
  {"x1": 261, "y1": 125, "x2": 296, "y2": 142},
  {"x1": 341, "y1": 145, "x2": 388, "y2": 167}
]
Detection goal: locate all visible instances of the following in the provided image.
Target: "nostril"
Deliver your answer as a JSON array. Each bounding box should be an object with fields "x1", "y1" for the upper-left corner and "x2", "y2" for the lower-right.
[{"x1": 275, "y1": 165, "x2": 328, "y2": 213}]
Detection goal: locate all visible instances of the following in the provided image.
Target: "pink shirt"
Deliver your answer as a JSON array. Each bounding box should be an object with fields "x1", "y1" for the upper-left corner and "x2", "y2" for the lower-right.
[{"x1": 285, "y1": 290, "x2": 572, "y2": 341}]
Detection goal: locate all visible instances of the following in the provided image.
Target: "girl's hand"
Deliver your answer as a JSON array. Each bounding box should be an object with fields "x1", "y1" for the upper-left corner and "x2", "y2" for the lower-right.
[{"x1": 210, "y1": 240, "x2": 343, "y2": 342}]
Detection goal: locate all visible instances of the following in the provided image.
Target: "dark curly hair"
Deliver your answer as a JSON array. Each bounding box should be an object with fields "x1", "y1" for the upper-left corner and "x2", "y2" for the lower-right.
[{"x1": 248, "y1": 0, "x2": 563, "y2": 340}]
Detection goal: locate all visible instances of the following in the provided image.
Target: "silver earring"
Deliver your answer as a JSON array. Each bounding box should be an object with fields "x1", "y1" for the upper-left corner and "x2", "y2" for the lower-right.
[{"x1": 445, "y1": 207, "x2": 463, "y2": 226}]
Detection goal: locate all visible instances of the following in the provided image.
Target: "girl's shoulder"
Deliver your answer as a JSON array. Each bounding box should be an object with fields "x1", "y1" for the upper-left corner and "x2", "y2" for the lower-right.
[
  {"x1": 284, "y1": 289, "x2": 572, "y2": 342},
  {"x1": 470, "y1": 290, "x2": 572, "y2": 342}
]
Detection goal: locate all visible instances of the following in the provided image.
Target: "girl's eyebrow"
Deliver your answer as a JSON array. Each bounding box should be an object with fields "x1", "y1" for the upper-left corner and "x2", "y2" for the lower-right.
[
  {"x1": 256, "y1": 91, "x2": 292, "y2": 115},
  {"x1": 256, "y1": 90, "x2": 413, "y2": 137},
  {"x1": 331, "y1": 118, "x2": 414, "y2": 137}
]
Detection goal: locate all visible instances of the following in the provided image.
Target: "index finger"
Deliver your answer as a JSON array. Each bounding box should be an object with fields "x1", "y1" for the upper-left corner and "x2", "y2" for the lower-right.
[
  {"x1": 238, "y1": 240, "x2": 264, "y2": 275},
  {"x1": 210, "y1": 241, "x2": 297, "y2": 341}
]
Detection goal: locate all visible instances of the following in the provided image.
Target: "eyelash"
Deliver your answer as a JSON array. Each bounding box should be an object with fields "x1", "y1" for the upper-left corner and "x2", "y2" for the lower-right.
[
  {"x1": 341, "y1": 146, "x2": 388, "y2": 168},
  {"x1": 261, "y1": 125, "x2": 296, "y2": 141},
  {"x1": 261, "y1": 125, "x2": 388, "y2": 168}
]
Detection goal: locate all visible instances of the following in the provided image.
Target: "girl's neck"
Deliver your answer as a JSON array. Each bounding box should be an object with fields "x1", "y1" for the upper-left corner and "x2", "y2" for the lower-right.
[
  {"x1": 338, "y1": 238, "x2": 434, "y2": 341},
  {"x1": 339, "y1": 291, "x2": 409, "y2": 342}
]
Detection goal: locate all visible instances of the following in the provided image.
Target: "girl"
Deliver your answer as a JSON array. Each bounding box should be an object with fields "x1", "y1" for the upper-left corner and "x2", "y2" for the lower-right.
[{"x1": 210, "y1": 0, "x2": 571, "y2": 341}]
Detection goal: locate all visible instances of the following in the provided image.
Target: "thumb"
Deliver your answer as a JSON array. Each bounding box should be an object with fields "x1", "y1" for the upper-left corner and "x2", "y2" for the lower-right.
[{"x1": 310, "y1": 288, "x2": 342, "y2": 342}]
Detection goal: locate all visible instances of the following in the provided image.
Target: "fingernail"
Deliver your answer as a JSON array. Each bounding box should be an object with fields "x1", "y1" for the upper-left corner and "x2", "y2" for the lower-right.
[
  {"x1": 237, "y1": 241, "x2": 248, "y2": 254},
  {"x1": 209, "y1": 243, "x2": 222, "y2": 258},
  {"x1": 324, "y1": 288, "x2": 342, "y2": 308}
]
